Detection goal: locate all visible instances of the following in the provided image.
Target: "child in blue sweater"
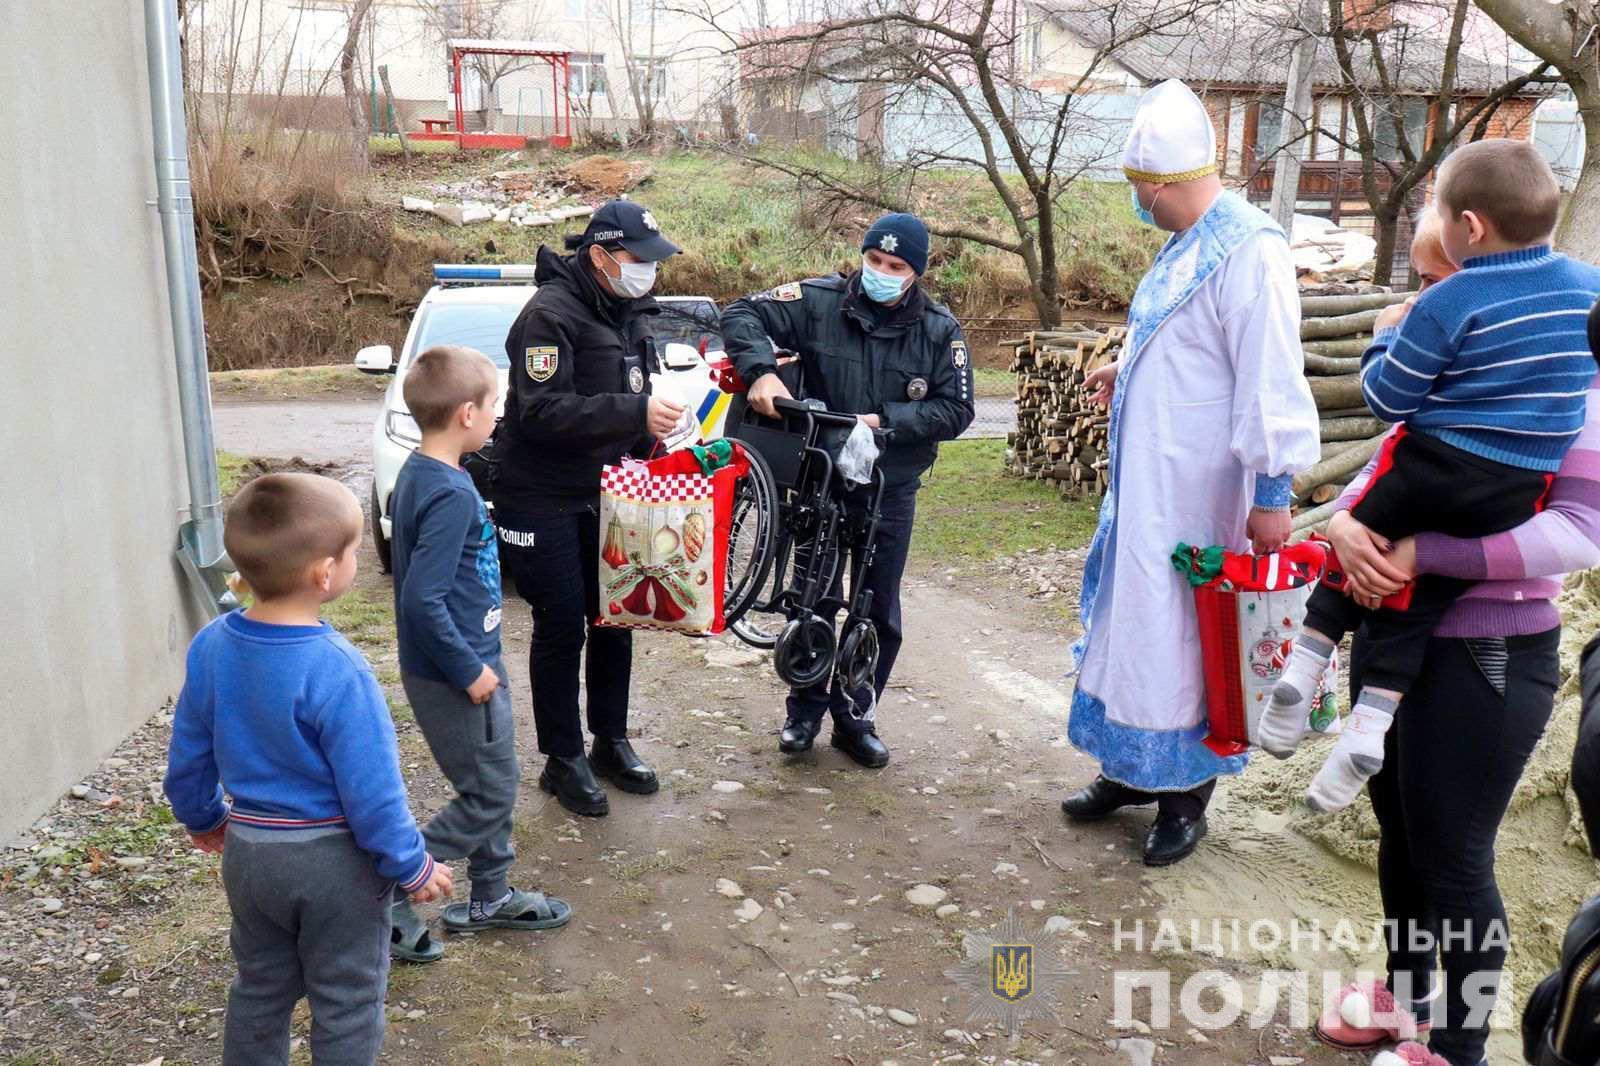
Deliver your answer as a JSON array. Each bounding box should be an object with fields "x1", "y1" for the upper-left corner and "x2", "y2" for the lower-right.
[
  {"x1": 386, "y1": 345, "x2": 571, "y2": 964},
  {"x1": 164, "y1": 472, "x2": 451, "y2": 1066},
  {"x1": 1259, "y1": 139, "x2": 1600, "y2": 812}
]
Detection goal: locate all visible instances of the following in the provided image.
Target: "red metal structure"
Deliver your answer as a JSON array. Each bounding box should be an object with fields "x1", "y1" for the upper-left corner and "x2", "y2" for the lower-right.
[{"x1": 411, "y1": 38, "x2": 572, "y2": 150}]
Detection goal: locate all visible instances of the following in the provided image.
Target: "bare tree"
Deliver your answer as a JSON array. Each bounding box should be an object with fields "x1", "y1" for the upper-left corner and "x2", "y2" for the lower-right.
[
  {"x1": 1322, "y1": 0, "x2": 1553, "y2": 285},
  {"x1": 686, "y1": 0, "x2": 1220, "y2": 327},
  {"x1": 420, "y1": 0, "x2": 554, "y2": 129},
  {"x1": 609, "y1": 0, "x2": 666, "y2": 139},
  {"x1": 1470, "y1": 0, "x2": 1600, "y2": 253},
  {"x1": 340, "y1": 0, "x2": 376, "y2": 165}
]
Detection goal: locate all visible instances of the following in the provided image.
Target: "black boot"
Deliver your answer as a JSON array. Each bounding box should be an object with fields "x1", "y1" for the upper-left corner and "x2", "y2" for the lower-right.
[
  {"x1": 539, "y1": 754, "x2": 609, "y2": 816},
  {"x1": 779, "y1": 717, "x2": 822, "y2": 754},
  {"x1": 589, "y1": 738, "x2": 659, "y2": 796},
  {"x1": 1142, "y1": 814, "x2": 1208, "y2": 867},
  {"x1": 830, "y1": 727, "x2": 890, "y2": 769},
  {"x1": 1060, "y1": 776, "x2": 1155, "y2": 822}
]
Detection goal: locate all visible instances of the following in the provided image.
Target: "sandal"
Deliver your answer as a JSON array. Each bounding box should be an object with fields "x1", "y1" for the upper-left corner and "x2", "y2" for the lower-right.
[
  {"x1": 1315, "y1": 980, "x2": 1430, "y2": 1050},
  {"x1": 390, "y1": 907, "x2": 444, "y2": 964},
  {"x1": 441, "y1": 889, "x2": 572, "y2": 932}
]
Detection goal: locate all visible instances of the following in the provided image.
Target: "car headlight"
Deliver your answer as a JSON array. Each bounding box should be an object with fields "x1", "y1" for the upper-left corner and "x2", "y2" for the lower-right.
[{"x1": 385, "y1": 409, "x2": 421, "y2": 446}]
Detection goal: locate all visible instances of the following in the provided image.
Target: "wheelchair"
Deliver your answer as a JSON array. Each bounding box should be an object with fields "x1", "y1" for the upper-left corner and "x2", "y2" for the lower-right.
[{"x1": 722, "y1": 394, "x2": 888, "y2": 692}]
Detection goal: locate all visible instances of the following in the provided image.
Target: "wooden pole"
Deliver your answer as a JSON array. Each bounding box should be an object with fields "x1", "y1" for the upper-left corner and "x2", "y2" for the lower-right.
[{"x1": 378, "y1": 65, "x2": 411, "y2": 163}]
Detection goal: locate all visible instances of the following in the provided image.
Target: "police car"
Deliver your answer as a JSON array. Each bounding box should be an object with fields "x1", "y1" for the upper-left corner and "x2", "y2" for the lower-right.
[{"x1": 357, "y1": 264, "x2": 734, "y2": 569}]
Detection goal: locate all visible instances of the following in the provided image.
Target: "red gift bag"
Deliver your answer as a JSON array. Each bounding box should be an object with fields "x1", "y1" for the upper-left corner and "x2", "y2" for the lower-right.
[
  {"x1": 1173, "y1": 540, "x2": 1341, "y2": 757},
  {"x1": 596, "y1": 445, "x2": 749, "y2": 635}
]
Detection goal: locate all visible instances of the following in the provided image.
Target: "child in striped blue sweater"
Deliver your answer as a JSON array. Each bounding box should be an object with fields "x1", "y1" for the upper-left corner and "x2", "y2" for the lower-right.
[{"x1": 1257, "y1": 139, "x2": 1600, "y2": 813}]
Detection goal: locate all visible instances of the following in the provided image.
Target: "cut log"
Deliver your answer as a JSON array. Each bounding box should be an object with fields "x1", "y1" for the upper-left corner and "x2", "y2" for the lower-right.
[
  {"x1": 1291, "y1": 498, "x2": 1343, "y2": 532},
  {"x1": 1308, "y1": 482, "x2": 1348, "y2": 505},
  {"x1": 1303, "y1": 353, "x2": 1362, "y2": 375},
  {"x1": 1292, "y1": 434, "x2": 1384, "y2": 497},
  {"x1": 1307, "y1": 374, "x2": 1365, "y2": 409},
  {"x1": 1301, "y1": 309, "x2": 1382, "y2": 340},
  {"x1": 1320, "y1": 416, "x2": 1385, "y2": 442},
  {"x1": 1299, "y1": 292, "x2": 1407, "y2": 316},
  {"x1": 1302, "y1": 337, "x2": 1373, "y2": 359}
]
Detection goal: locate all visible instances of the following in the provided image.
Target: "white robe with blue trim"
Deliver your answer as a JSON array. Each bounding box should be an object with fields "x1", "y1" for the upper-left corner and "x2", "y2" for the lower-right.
[{"x1": 1068, "y1": 193, "x2": 1319, "y2": 792}]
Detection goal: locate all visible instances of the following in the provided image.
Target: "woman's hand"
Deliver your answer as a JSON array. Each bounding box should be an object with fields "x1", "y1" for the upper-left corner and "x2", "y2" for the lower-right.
[
  {"x1": 1326, "y1": 511, "x2": 1413, "y2": 604},
  {"x1": 1084, "y1": 361, "x2": 1118, "y2": 407}
]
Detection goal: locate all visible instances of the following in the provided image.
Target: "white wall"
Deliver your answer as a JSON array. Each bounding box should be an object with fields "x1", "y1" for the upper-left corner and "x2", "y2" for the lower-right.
[{"x1": 0, "y1": 3, "x2": 200, "y2": 840}]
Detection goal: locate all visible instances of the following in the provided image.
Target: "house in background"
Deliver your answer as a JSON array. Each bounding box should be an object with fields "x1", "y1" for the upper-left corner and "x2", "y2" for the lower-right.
[
  {"x1": 185, "y1": 0, "x2": 741, "y2": 140},
  {"x1": 1023, "y1": 0, "x2": 1549, "y2": 234},
  {"x1": 1, "y1": 7, "x2": 206, "y2": 840}
]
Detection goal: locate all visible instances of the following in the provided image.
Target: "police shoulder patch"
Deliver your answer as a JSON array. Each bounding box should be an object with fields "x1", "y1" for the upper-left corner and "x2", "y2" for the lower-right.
[
  {"x1": 769, "y1": 282, "x2": 803, "y2": 302},
  {"x1": 525, "y1": 346, "x2": 559, "y2": 382},
  {"x1": 951, "y1": 339, "x2": 969, "y2": 369}
]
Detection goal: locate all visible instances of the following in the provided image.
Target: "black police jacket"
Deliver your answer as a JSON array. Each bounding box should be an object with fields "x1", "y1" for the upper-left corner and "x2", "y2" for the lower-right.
[
  {"x1": 492, "y1": 245, "x2": 659, "y2": 512},
  {"x1": 721, "y1": 271, "x2": 975, "y2": 487}
]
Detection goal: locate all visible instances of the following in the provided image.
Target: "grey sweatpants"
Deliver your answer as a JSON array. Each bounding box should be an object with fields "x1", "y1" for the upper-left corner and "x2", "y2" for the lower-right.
[
  {"x1": 399, "y1": 660, "x2": 518, "y2": 901},
  {"x1": 221, "y1": 823, "x2": 390, "y2": 1066}
]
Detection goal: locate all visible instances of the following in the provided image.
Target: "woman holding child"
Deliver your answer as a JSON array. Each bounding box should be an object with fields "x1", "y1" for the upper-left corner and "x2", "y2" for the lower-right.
[{"x1": 1306, "y1": 161, "x2": 1600, "y2": 1066}]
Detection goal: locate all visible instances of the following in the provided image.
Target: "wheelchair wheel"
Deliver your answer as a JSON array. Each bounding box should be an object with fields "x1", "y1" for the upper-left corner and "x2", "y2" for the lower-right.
[
  {"x1": 836, "y1": 620, "x2": 879, "y2": 693},
  {"x1": 773, "y1": 616, "x2": 837, "y2": 689},
  {"x1": 730, "y1": 535, "x2": 842, "y2": 649},
  {"x1": 723, "y1": 443, "x2": 779, "y2": 628}
]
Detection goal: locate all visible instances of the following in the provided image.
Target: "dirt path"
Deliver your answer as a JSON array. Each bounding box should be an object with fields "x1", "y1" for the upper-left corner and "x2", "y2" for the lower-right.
[{"x1": 212, "y1": 396, "x2": 384, "y2": 474}]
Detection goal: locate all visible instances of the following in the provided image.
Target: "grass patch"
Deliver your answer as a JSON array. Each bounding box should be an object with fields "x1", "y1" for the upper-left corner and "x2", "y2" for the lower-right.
[
  {"x1": 210, "y1": 364, "x2": 390, "y2": 400},
  {"x1": 913, "y1": 440, "x2": 1097, "y2": 562},
  {"x1": 369, "y1": 135, "x2": 463, "y2": 157},
  {"x1": 322, "y1": 586, "x2": 396, "y2": 647},
  {"x1": 217, "y1": 450, "x2": 248, "y2": 496},
  {"x1": 973, "y1": 367, "x2": 1014, "y2": 398}
]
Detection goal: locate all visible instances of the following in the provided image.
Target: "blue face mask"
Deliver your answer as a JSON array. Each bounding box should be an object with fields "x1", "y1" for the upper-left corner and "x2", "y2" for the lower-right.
[
  {"x1": 1131, "y1": 186, "x2": 1158, "y2": 227},
  {"x1": 860, "y1": 262, "x2": 911, "y2": 303}
]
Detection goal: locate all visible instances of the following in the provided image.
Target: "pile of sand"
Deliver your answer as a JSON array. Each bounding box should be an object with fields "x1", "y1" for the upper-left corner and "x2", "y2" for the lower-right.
[
  {"x1": 1148, "y1": 571, "x2": 1600, "y2": 1035},
  {"x1": 559, "y1": 156, "x2": 653, "y2": 197}
]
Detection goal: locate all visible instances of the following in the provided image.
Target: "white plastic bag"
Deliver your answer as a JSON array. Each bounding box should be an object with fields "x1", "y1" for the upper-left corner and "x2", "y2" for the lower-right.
[{"x1": 837, "y1": 419, "x2": 880, "y2": 486}]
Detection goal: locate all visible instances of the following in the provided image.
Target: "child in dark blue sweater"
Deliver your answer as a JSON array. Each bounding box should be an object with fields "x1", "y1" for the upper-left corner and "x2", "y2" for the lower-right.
[
  {"x1": 387, "y1": 345, "x2": 571, "y2": 964},
  {"x1": 1259, "y1": 139, "x2": 1600, "y2": 812},
  {"x1": 164, "y1": 472, "x2": 451, "y2": 1065}
]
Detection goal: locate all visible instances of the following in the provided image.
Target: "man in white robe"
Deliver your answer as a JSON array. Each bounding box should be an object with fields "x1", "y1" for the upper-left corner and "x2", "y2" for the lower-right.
[{"x1": 1061, "y1": 80, "x2": 1320, "y2": 866}]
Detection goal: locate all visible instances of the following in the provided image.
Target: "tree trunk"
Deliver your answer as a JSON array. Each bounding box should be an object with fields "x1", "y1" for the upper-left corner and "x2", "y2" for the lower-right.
[
  {"x1": 1370, "y1": 205, "x2": 1399, "y2": 288},
  {"x1": 1560, "y1": 79, "x2": 1600, "y2": 254},
  {"x1": 340, "y1": 0, "x2": 374, "y2": 169}
]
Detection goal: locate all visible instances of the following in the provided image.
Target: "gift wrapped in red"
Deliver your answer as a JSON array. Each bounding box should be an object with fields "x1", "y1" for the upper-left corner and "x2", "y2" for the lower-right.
[
  {"x1": 1172, "y1": 540, "x2": 1341, "y2": 757},
  {"x1": 596, "y1": 443, "x2": 748, "y2": 635}
]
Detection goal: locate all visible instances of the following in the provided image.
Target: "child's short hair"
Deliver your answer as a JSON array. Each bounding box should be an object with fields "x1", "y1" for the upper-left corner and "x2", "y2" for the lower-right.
[
  {"x1": 225, "y1": 473, "x2": 361, "y2": 600},
  {"x1": 403, "y1": 346, "x2": 499, "y2": 432},
  {"x1": 1437, "y1": 139, "x2": 1560, "y2": 245}
]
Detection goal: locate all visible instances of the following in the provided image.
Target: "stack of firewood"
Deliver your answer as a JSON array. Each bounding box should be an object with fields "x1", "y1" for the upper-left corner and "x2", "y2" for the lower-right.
[{"x1": 1003, "y1": 291, "x2": 1409, "y2": 534}]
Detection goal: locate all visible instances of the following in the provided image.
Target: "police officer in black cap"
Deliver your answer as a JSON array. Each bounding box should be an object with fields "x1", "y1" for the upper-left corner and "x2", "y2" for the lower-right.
[
  {"x1": 492, "y1": 199, "x2": 685, "y2": 816},
  {"x1": 722, "y1": 212, "x2": 975, "y2": 768}
]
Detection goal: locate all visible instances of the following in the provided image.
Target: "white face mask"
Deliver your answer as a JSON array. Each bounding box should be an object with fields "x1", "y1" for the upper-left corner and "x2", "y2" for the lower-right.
[{"x1": 601, "y1": 247, "x2": 657, "y2": 299}]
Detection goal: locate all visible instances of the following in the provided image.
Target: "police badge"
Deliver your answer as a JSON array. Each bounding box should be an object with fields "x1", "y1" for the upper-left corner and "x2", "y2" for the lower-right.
[
  {"x1": 951, "y1": 340, "x2": 969, "y2": 369},
  {"x1": 907, "y1": 377, "x2": 929, "y2": 400},
  {"x1": 526, "y1": 346, "x2": 558, "y2": 382},
  {"x1": 628, "y1": 366, "x2": 645, "y2": 393}
]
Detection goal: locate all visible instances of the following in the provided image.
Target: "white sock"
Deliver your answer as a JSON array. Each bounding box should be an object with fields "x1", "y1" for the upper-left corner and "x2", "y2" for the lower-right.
[
  {"x1": 1305, "y1": 690, "x2": 1398, "y2": 813},
  {"x1": 1257, "y1": 634, "x2": 1334, "y2": 758}
]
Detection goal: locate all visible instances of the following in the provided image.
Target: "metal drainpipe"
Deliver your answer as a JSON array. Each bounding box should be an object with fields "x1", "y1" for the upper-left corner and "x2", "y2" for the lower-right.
[{"x1": 146, "y1": 0, "x2": 233, "y2": 615}]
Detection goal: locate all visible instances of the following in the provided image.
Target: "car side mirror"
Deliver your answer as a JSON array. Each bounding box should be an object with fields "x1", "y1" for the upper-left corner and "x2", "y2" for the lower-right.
[{"x1": 354, "y1": 344, "x2": 395, "y2": 374}]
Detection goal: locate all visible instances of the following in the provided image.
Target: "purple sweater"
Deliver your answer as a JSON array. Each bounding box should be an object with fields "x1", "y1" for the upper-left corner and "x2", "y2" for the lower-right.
[{"x1": 1334, "y1": 380, "x2": 1600, "y2": 638}]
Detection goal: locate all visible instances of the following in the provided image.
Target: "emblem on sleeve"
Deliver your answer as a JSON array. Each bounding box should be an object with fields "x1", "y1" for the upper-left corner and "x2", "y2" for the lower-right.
[
  {"x1": 628, "y1": 366, "x2": 645, "y2": 393},
  {"x1": 770, "y1": 282, "x2": 803, "y2": 302},
  {"x1": 951, "y1": 340, "x2": 969, "y2": 369},
  {"x1": 525, "y1": 346, "x2": 559, "y2": 382}
]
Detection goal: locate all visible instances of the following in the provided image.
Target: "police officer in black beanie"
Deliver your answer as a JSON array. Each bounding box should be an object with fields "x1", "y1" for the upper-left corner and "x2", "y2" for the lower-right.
[
  {"x1": 492, "y1": 200, "x2": 684, "y2": 816},
  {"x1": 721, "y1": 213, "x2": 976, "y2": 768}
]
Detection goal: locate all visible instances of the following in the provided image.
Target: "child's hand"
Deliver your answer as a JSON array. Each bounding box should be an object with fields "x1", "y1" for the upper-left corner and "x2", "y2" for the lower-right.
[
  {"x1": 189, "y1": 827, "x2": 227, "y2": 854},
  {"x1": 409, "y1": 861, "x2": 454, "y2": 904},
  {"x1": 466, "y1": 665, "x2": 500, "y2": 705},
  {"x1": 1375, "y1": 297, "x2": 1416, "y2": 332}
]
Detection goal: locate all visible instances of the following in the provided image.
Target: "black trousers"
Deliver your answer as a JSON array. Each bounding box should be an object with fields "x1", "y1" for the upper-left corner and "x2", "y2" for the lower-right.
[
  {"x1": 786, "y1": 481, "x2": 918, "y2": 733},
  {"x1": 1305, "y1": 429, "x2": 1551, "y2": 692},
  {"x1": 1359, "y1": 628, "x2": 1559, "y2": 1066},
  {"x1": 495, "y1": 505, "x2": 632, "y2": 759},
  {"x1": 1113, "y1": 780, "x2": 1216, "y2": 821}
]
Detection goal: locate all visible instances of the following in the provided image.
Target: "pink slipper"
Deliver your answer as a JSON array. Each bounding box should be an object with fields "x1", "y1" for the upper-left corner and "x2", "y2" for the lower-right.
[
  {"x1": 1372, "y1": 1042, "x2": 1450, "y2": 1065},
  {"x1": 1315, "y1": 981, "x2": 1430, "y2": 1050}
]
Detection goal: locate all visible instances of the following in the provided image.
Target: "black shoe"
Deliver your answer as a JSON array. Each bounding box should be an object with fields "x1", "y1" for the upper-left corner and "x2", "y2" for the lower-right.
[
  {"x1": 539, "y1": 754, "x2": 610, "y2": 816},
  {"x1": 1060, "y1": 776, "x2": 1154, "y2": 822},
  {"x1": 1142, "y1": 814, "x2": 1208, "y2": 867},
  {"x1": 830, "y1": 728, "x2": 890, "y2": 769},
  {"x1": 778, "y1": 718, "x2": 822, "y2": 754},
  {"x1": 589, "y1": 738, "x2": 659, "y2": 796}
]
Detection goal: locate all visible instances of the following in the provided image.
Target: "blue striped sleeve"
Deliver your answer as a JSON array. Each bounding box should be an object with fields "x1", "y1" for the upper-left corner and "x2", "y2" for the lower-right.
[{"x1": 1361, "y1": 309, "x2": 1454, "y2": 423}]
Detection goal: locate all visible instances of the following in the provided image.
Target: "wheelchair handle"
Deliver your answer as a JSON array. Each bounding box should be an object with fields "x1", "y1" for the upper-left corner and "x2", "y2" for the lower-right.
[{"x1": 772, "y1": 396, "x2": 867, "y2": 431}]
